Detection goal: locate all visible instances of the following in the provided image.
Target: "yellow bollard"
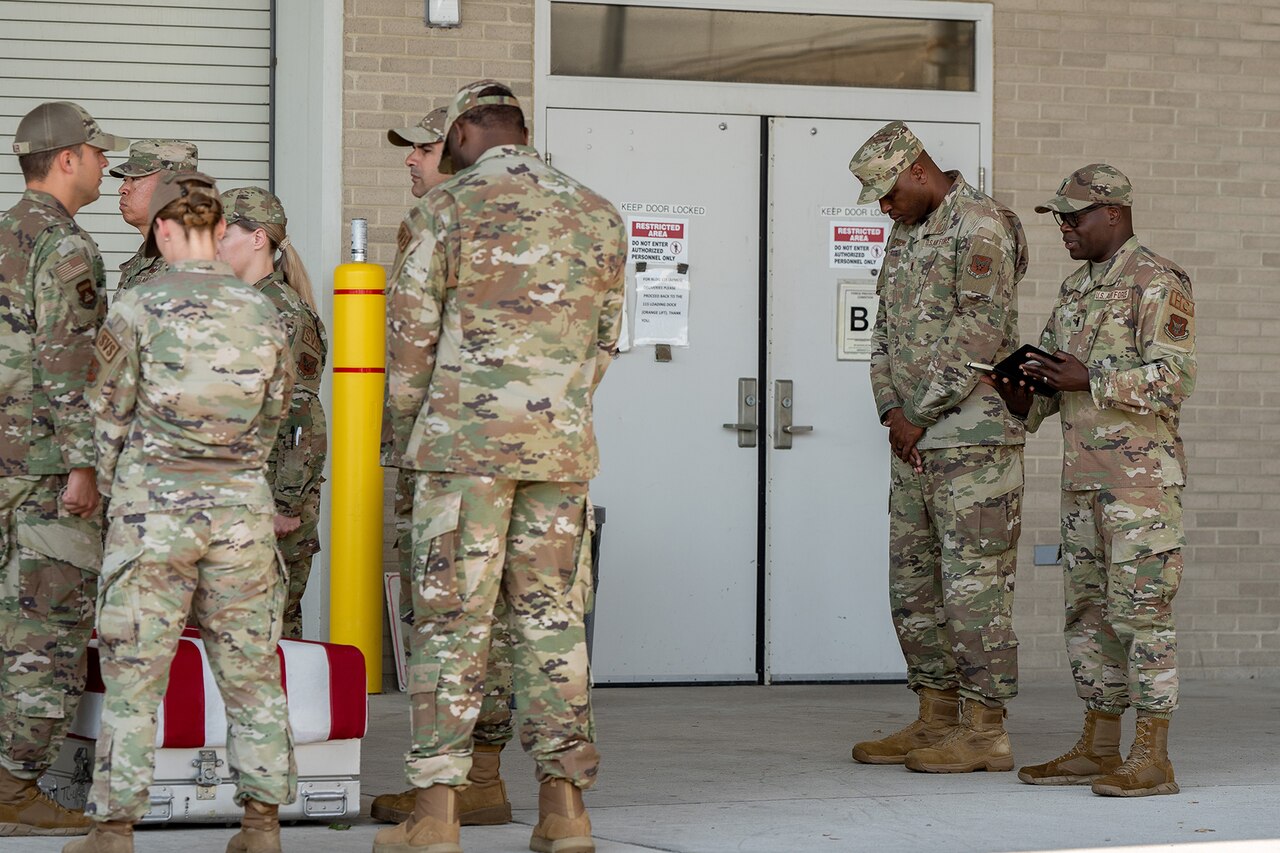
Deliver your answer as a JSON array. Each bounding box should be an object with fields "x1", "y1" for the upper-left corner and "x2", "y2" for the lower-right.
[{"x1": 330, "y1": 239, "x2": 386, "y2": 693}]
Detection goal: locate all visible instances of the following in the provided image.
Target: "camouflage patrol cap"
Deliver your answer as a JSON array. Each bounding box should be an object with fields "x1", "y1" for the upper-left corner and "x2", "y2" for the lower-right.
[
  {"x1": 12, "y1": 101, "x2": 128, "y2": 156},
  {"x1": 388, "y1": 107, "x2": 447, "y2": 147},
  {"x1": 109, "y1": 139, "x2": 199, "y2": 178},
  {"x1": 1035, "y1": 164, "x2": 1133, "y2": 213},
  {"x1": 438, "y1": 79, "x2": 523, "y2": 175},
  {"x1": 144, "y1": 170, "x2": 220, "y2": 257},
  {"x1": 848, "y1": 120, "x2": 925, "y2": 206},
  {"x1": 221, "y1": 186, "x2": 287, "y2": 229}
]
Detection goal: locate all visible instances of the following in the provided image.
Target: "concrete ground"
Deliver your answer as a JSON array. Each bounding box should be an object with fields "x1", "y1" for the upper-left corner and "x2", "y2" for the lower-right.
[{"x1": 10, "y1": 678, "x2": 1279, "y2": 853}]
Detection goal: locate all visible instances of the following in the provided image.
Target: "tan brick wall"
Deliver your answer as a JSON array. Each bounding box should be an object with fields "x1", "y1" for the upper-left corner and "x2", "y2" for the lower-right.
[
  {"x1": 343, "y1": 0, "x2": 1280, "y2": 682},
  {"x1": 985, "y1": 0, "x2": 1280, "y2": 678}
]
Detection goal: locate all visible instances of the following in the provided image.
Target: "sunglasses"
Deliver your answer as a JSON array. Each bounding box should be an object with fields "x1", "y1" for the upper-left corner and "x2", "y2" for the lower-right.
[{"x1": 1052, "y1": 204, "x2": 1110, "y2": 229}]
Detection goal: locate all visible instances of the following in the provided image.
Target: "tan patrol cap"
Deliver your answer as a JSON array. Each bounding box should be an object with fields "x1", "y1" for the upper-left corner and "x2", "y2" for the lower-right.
[
  {"x1": 438, "y1": 79, "x2": 523, "y2": 175},
  {"x1": 12, "y1": 101, "x2": 128, "y2": 156},
  {"x1": 221, "y1": 185, "x2": 287, "y2": 228},
  {"x1": 144, "y1": 170, "x2": 219, "y2": 257},
  {"x1": 848, "y1": 120, "x2": 925, "y2": 206},
  {"x1": 109, "y1": 139, "x2": 199, "y2": 178},
  {"x1": 388, "y1": 107, "x2": 447, "y2": 147},
  {"x1": 1035, "y1": 164, "x2": 1133, "y2": 214}
]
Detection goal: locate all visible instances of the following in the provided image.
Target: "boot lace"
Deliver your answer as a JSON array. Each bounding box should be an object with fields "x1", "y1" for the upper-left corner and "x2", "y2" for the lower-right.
[
  {"x1": 930, "y1": 702, "x2": 977, "y2": 748},
  {"x1": 1111, "y1": 725, "x2": 1155, "y2": 778}
]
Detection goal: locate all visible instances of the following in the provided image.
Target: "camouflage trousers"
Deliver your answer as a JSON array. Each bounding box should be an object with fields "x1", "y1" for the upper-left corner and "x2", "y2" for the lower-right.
[
  {"x1": 277, "y1": 398, "x2": 327, "y2": 639},
  {"x1": 1060, "y1": 487, "x2": 1184, "y2": 718},
  {"x1": 405, "y1": 472, "x2": 596, "y2": 789},
  {"x1": 395, "y1": 468, "x2": 513, "y2": 747},
  {"x1": 279, "y1": 486, "x2": 321, "y2": 640},
  {"x1": 88, "y1": 507, "x2": 297, "y2": 822},
  {"x1": 889, "y1": 444, "x2": 1023, "y2": 706},
  {"x1": 0, "y1": 474, "x2": 101, "y2": 778}
]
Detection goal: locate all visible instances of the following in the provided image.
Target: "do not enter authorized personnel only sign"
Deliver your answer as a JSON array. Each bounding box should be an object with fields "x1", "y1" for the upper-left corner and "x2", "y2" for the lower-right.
[{"x1": 628, "y1": 217, "x2": 689, "y2": 265}]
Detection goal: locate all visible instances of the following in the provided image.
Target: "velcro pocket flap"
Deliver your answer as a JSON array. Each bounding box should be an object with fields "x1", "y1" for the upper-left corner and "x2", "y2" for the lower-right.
[
  {"x1": 417, "y1": 490, "x2": 462, "y2": 542},
  {"x1": 1111, "y1": 523, "x2": 1184, "y2": 567},
  {"x1": 14, "y1": 511, "x2": 101, "y2": 571}
]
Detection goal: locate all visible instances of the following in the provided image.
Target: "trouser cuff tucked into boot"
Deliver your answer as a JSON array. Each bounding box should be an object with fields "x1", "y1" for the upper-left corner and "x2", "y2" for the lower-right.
[
  {"x1": 225, "y1": 799, "x2": 281, "y2": 853},
  {"x1": 530, "y1": 778, "x2": 593, "y2": 853},
  {"x1": 372, "y1": 785, "x2": 462, "y2": 853},
  {"x1": 1092, "y1": 716, "x2": 1179, "y2": 797},
  {"x1": 1018, "y1": 708, "x2": 1122, "y2": 785},
  {"x1": 851, "y1": 687, "x2": 961, "y2": 764},
  {"x1": 904, "y1": 701, "x2": 1014, "y2": 773},
  {"x1": 373, "y1": 745, "x2": 512, "y2": 827}
]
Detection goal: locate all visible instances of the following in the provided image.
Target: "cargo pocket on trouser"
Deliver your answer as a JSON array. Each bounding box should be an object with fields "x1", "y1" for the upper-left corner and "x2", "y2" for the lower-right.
[
  {"x1": 957, "y1": 458, "x2": 1024, "y2": 558},
  {"x1": 13, "y1": 507, "x2": 101, "y2": 626},
  {"x1": 567, "y1": 498, "x2": 596, "y2": 620},
  {"x1": 410, "y1": 489, "x2": 464, "y2": 615}
]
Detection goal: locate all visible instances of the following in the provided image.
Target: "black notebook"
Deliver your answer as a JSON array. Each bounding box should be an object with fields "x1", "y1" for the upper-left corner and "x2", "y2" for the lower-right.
[{"x1": 970, "y1": 344, "x2": 1058, "y2": 397}]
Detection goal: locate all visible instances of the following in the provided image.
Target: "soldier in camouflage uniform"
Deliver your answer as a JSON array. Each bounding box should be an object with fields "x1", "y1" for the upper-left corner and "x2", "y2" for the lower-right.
[
  {"x1": 377, "y1": 80, "x2": 625, "y2": 853},
  {"x1": 69, "y1": 172, "x2": 296, "y2": 853},
  {"x1": 370, "y1": 105, "x2": 516, "y2": 830},
  {"x1": 0, "y1": 101, "x2": 125, "y2": 838},
  {"x1": 989, "y1": 165, "x2": 1194, "y2": 798},
  {"x1": 218, "y1": 186, "x2": 328, "y2": 640},
  {"x1": 110, "y1": 139, "x2": 198, "y2": 290},
  {"x1": 847, "y1": 121, "x2": 1028, "y2": 774}
]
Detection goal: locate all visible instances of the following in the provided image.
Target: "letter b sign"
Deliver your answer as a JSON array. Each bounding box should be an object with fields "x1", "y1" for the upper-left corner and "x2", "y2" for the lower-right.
[{"x1": 850, "y1": 306, "x2": 869, "y2": 332}]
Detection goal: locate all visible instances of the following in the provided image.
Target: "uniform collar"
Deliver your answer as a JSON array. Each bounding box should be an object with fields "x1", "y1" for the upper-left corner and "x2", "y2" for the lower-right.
[
  {"x1": 919, "y1": 171, "x2": 967, "y2": 237},
  {"x1": 22, "y1": 189, "x2": 71, "y2": 218},
  {"x1": 1076, "y1": 235, "x2": 1140, "y2": 294},
  {"x1": 472, "y1": 144, "x2": 542, "y2": 168},
  {"x1": 171, "y1": 258, "x2": 236, "y2": 276},
  {"x1": 253, "y1": 270, "x2": 285, "y2": 290}
]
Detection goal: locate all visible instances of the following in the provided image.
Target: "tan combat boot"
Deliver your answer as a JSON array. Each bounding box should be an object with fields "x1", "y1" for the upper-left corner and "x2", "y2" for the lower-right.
[
  {"x1": 851, "y1": 687, "x2": 960, "y2": 764},
  {"x1": 1092, "y1": 716, "x2": 1179, "y2": 797},
  {"x1": 529, "y1": 778, "x2": 593, "y2": 853},
  {"x1": 225, "y1": 799, "x2": 281, "y2": 853},
  {"x1": 372, "y1": 785, "x2": 462, "y2": 853},
  {"x1": 904, "y1": 700, "x2": 1014, "y2": 773},
  {"x1": 60, "y1": 821, "x2": 134, "y2": 853},
  {"x1": 458, "y1": 744, "x2": 512, "y2": 825},
  {"x1": 0, "y1": 766, "x2": 92, "y2": 836},
  {"x1": 1018, "y1": 708, "x2": 1122, "y2": 785},
  {"x1": 371, "y1": 745, "x2": 512, "y2": 826}
]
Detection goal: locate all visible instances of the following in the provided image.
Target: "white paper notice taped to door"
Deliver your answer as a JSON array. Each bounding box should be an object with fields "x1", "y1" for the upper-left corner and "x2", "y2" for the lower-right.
[
  {"x1": 830, "y1": 220, "x2": 888, "y2": 269},
  {"x1": 629, "y1": 217, "x2": 689, "y2": 265},
  {"x1": 837, "y1": 279, "x2": 877, "y2": 361},
  {"x1": 633, "y1": 268, "x2": 690, "y2": 347}
]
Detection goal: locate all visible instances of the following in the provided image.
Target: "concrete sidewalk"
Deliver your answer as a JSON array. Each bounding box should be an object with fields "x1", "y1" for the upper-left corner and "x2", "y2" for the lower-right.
[{"x1": 9, "y1": 679, "x2": 1279, "y2": 852}]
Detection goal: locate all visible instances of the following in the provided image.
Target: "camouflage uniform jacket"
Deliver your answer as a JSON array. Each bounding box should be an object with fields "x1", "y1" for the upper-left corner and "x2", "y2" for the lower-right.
[
  {"x1": 0, "y1": 189, "x2": 106, "y2": 475},
  {"x1": 90, "y1": 259, "x2": 292, "y2": 518},
  {"x1": 253, "y1": 270, "x2": 326, "y2": 516},
  {"x1": 116, "y1": 246, "x2": 168, "y2": 291},
  {"x1": 1023, "y1": 236, "x2": 1196, "y2": 491},
  {"x1": 870, "y1": 172, "x2": 1028, "y2": 449},
  {"x1": 383, "y1": 144, "x2": 627, "y2": 483}
]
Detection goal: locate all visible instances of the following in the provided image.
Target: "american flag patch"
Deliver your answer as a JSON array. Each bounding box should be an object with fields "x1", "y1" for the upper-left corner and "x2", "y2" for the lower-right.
[{"x1": 53, "y1": 254, "x2": 91, "y2": 285}]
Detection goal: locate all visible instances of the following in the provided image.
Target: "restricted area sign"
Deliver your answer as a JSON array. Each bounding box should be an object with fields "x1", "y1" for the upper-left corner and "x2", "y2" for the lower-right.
[
  {"x1": 830, "y1": 220, "x2": 887, "y2": 269},
  {"x1": 628, "y1": 217, "x2": 689, "y2": 265}
]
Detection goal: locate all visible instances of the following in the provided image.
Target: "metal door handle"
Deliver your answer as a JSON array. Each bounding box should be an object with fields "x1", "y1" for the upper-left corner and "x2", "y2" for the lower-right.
[
  {"x1": 774, "y1": 380, "x2": 814, "y2": 449},
  {"x1": 725, "y1": 378, "x2": 758, "y2": 448}
]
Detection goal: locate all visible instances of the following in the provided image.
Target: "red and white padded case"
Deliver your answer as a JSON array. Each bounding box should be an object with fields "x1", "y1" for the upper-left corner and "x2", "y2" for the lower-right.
[{"x1": 41, "y1": 628, "x2": 367, "y2": 823}]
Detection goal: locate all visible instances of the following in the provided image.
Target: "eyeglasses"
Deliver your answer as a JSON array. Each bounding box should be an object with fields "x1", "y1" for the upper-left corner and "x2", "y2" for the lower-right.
[{"x1": 1052, "y1": 204, "x2": 1108, "y2": 229}]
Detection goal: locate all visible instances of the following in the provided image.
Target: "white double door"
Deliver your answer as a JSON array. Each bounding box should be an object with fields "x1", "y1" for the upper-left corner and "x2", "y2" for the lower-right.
[{"x1": 546, "y1": 109, "x2": 979, "y2": 683}]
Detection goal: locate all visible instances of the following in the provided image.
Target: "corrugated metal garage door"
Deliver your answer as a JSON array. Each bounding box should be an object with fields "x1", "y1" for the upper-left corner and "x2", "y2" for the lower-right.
[{"x1": 0, "y1": 0, "x2": 272, "y2": 287}]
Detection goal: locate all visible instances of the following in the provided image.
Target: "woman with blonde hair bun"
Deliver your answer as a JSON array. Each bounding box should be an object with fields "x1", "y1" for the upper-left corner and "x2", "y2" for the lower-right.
[
  {"x1": 217, "y1": 186, "x2": 328, "y2": 639},
  {"x1": 77, "y1": 170, "x2": 296, "y2": 853}
]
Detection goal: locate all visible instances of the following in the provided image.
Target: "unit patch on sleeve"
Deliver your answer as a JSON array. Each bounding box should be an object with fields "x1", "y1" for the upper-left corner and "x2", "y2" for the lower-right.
[
  {"x1": 397, "y1": 222, "x2": 412, "y2": 253},
  {"x1": 968, "y1": 255, "x2": 993, "y2": 279},
  {"x1": 95, "y1": 326, "x2": 122, "y2": 363},
  {"x1": 55, "y1": 254, "x2": 97, "y2": 309}
]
